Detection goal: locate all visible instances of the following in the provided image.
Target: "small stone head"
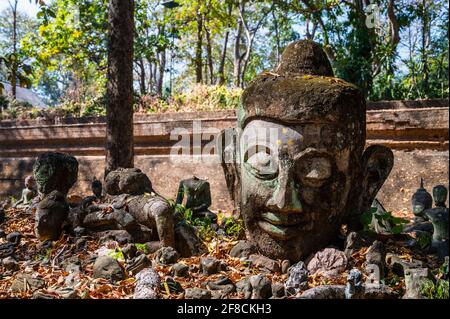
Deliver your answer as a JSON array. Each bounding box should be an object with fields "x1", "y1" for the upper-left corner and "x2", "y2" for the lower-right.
[
  {"x1": 25, "y1": 175, "x2": 36, "y2": 190},
  {"x1": 432, "y1": 185, "x2": 448, "y2": 208},
  {"x1": 221, "y1": 40, "x2": 393, "y2": 261},
  {"x1": 411, "y1": 178, "x2": 433, "y2": 217}
]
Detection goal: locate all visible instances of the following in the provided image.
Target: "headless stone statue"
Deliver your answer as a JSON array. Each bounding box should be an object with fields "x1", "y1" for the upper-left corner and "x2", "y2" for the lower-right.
[
  {"x1": 13, "y1": 175, "x2": 37, "y2": 208},
  {"x1": 175, "y1": 176, "x2": 217, "y2": 222},
  {"x1": 424, "y1": 185, "x2": 449, "y2": 261},
  {"x1": 411, "y1": 178, "x2": 433, "y2": 222}
]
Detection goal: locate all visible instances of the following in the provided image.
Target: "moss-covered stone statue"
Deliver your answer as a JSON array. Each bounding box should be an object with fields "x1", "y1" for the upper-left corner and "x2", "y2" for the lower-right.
[
  {"x1": 220, "y1": 40, "x2": 394, "y2": 262},
  {"x1": 175, "y1": 176, "x2": 217, "y2": 222}
]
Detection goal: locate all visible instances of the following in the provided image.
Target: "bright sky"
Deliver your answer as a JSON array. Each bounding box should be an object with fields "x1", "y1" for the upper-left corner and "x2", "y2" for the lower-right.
[{"x1": 0, "y1": 0, "x2": 40, "y2": 17}]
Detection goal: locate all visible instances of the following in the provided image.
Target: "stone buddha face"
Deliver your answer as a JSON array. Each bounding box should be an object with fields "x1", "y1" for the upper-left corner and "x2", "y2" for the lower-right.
[{"x1": 221, "y1": 40, "x2": 394, "y2": 261}]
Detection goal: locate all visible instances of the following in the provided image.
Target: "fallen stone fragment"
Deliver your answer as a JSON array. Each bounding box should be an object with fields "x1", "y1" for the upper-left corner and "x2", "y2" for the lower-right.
[
  {"x1": 105, "y1": 168, "x2": 153, "y2": 196},
  {"x1": 174, "y1": 222, "x2": 208, "y2": 257},
  {"x1": 307, "y1": 248, "x2": 347, "y2": 279},
  {"x1": 165, "y1": 276, "x2": 184, "y2": 293},
  {"x1": 403, "y1": 221, "x2": 433, "y2": 233},
  {"x1": 249, "y1": 254, "x2": 281, "y2": 273},
  {"x1": 49, "y1": 287, "x2": 79, "y2": 299},
  {"x1": 126, "y1": 254, "x2": 151, "y2": 275},
  {"x1": 403, "y1": 268, "x2": 431, "y2": 299},
  {"x1": 345, "y1": 269, "x2": 364, "y2": 299},
  {"x1": 184, "y1": 288, "x2": 211, "y2": 299},
  {"x1": 154, "y1": 246, "x2": 179, "y2": 265},
  {"x1": 364, "y1": 240, "x2": 386, "y2": 279},
  {"x1": 271, "y1": 283, "x2": 285, "y2": 298},
  {"x1": 32, "y1": 290, "x2": 56, "y2": 299},
  {"x1": 11, "y1": 273, "x2": 45, "y2": 293},
  {"x1": 61, "y1": 256, "x2": 81, "y2": 273},
  {"x1": 298, "y1": 285, "x2": 346, "y2": 299},
  {"x1": 344, "y1": 231, "x2": 377, "y2": 258},
  {"x1": 121, "y1": 243, "x2": 138, "y2": 260},
  {"x1": 93, "y1": 255, "x2": 125, "y2": 282},
  {"x1": 249, "y1": 274, "x2": 272, "y2": 299},
  {"x1": 133, "y1": 268, "x2": 161, "y2": 299},
  {"x1": 281, "y1": 260, "x2": 291, "y2": 274},
  {"x1": 386, "y1": 253, "x2": 423, "y2": 277},
  {"x1": 35, "y1": 191, "x2": 69, "y2": 241},
  {"x1": 0, "y1": 242, "x2": 15, "y2": 259},
  {"x1": 97, "y1": 230, "x2": 133, "y2": 245},
  {"x1": 229, "y1": 240, "x2": 256, "y2": 258},
  {"x1": 2, "y1": 256, "x2": 19, "y2": 271},
  {"x1": 144, "y1": 241, "x2": 162, "y2": 254},
  {"x1": 172, "y1": 263, "x2": 189, "y2": 278},
  {"x1": 364, "y1": 283, "x2": 397, "y2": 299},
  {"x1": 236, "y1": 277, "x2": 252, "y2": 299},
  {"x1": 6, "y1": 231, "x2": 22, "y2": 246},
  {"x1": 0, "y1": 228, "x2": 6, "y2": 238},
  {"x1": 285, "y1": 261, "x2": 309, "y2": 295},
  {"x1": 206, "y1": 276, "x2": 235, "y2": 295},
  {"x1": 200, "y1": 256, "x2": 221, "y2": 275}
]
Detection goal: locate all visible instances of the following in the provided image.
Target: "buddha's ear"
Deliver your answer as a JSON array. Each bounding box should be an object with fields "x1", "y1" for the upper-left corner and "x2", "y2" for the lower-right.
[
  {"x1": 360, "y1": 145, "x2": 394, "y2": 215},
  {"x1": 218, "y1": 128, "x2": 241, "y2": 208}
]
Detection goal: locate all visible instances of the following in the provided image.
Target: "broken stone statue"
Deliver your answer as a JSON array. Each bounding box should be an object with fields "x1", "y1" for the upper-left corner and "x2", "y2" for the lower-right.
[
  {"x1": 175, "y1": 176, "x2": 217, "y2": 222},
  {"x1": 220, "y1": 39, "x2": 394, "y2": 262},
  {"x1": 411, "y1": 178, "x2": 433, "y2": 222}
]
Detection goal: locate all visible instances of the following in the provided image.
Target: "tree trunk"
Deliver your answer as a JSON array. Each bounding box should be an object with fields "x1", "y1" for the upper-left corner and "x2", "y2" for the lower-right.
[
  {"x1": 204, "y1": 25, "x2": 214, "y2": 85},
  {"x1": 138, "y1": 58, "x2": 146, "y2": 95},
  {"x1": 195, "y1": 9, "x2": 203, "y2": 83},
  {"x1": 11, "y1": 0, "x2": 18, "y2": 99},
  {"x1": 157, "y1": 49, "x2": 166, "y2": 97},
  {"x1": 421, "y1": 0, "x2": 430, "y2": 95},
  {"x1": 233, "y1": 19, "x2": 243, "y2": 87},
  {"x1": 105, "y1": 0, "x2": 135, "y2": 178},
  {"x1": 217, "y1": 3, "x2": 232, "y2": 85}
]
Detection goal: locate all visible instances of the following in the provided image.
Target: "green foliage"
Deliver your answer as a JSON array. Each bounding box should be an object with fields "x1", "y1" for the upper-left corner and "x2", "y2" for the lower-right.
[
  {"x1": 222, "y1": 217, "x2": 244, "y2": 239},
  {"x1": 171, "y1": 202, "x2": 216, "y2": 242},
  {"x1": 134, "y1": 243, "x2": 150, "y2": 254},
  {"x1": 108, "y1": 249, "x2": 125, "y2": 262},
  {"x1": 420, "y1": 278, "x2": 449, "y2": 299},
  {"x1": 360, "y1": 207, "x2": 408, "y2": 234}
]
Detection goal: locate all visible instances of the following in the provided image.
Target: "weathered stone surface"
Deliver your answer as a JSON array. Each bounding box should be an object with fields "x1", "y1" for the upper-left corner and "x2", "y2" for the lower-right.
[
  {"x1": 307, "y1": 248, "x2": 348, "y2": 278},
  {"x1": 6, "y1": 231, "x2": 22, "y2": 246},
  {"x1": 221, "y1": 39, "x2": 394, "y2": 262},
  {"x1": 144, "y1": 241, "x2": 162, "y2": 254},
  {"x1": 33, "y1": 151, "x2": 78, "y2": 195},
  {"x1": 185, "y1": 288, "x2": 211, "y2": 299},
  {"x1": 133, "y1": 268, "x2": 160, "y2": 299},
  {"x1": 249, "y1": 275, "x2": 272, "y2": 299},
  {"x1": 172, "y1": 263, "x2": 189, "y2": 278},
  {"x1": 34, "y1": 191, "x2": 69, "y2": 241},
  {"x1": 403, "y1": 268, "x2": 431, "y2": 299},
  {"x1": 92, "y1": 255, "x2": 125, "y2": 282},
  {"x1": 105, "y1": 168, "x2": 152, "y2": 196},
  {"x1": 165, "y1": 276, "x2": 184, "y2": 293},
  {"x1": 285, "y1": 261, "x2": 309, "y2": 295},
  {"x1": 49, "y1": 287, "x2": 79, "y2": 299},
  {"x1": 364, "y1": 240, "x2": 386, "y2": 280},
  {"x1": 386, "y1": 253, "x2": 423, "y2": 277},
  {"x1": 344, "y1": 231, "x2": 377, "y2": 258},
  {"x1": 229, "y1": 240, "x2": 256, "y2": 258},
  {"x1": 174, "y1": 222, "x2": 207, "y2": 257},
  {"x1": 0, "y1": 242, "x2": 15, "y2": 259},
  {"x1": 154, "y1": 246, "x2": 179, "y2": 265},
  {"x1": 364, "y1": 283, "x2": 397, "y2": 299},
  {"x1": 97, "y1": 230, "x2": 133, "y2": 245},
  {"x1": 298, "y1": 285, "x2": 346, "y2": 299},
  {"x1": 345, "y1": 269, "x2": 364, "y2": 299},
  {"x1": 176, "y1": 176, "x2": 216, "y2": 221},
  {"x1": 206, "y1": 276, "x2": 235, "y2": 296},
  {"x1": 121, "y1": 243, "x2": 137, "y2": 260},
  {"x1": 281, "y1": 260, "x2": 291, "y2": 274},
  {"x1": 0, "y1": 228, "x2": 5, "y2": 238},
  {"x1": 200, "y1": 256, "x2": 221, "y2": 275},
  {"x1": 271, "y1": 283, "x2": 285, "y2": 298},
  {"x1": 11, "y1": 273, "x2": 45, "y2": 293},
  {"x1": 126, "y1": 254, "x2": 151, "y2": 275},
  {"x1": 61, "y1": 256, "x2": 81, "y2": 273},
  {"x1": 236, "y1": 277, "x2": 252, "y2": 299},
  {"x1": 249, "y1": 254, "x2": 281, "y2": 273},
  {"x1": 2, "y1": 256, "x2": 19, "y2": 271}
]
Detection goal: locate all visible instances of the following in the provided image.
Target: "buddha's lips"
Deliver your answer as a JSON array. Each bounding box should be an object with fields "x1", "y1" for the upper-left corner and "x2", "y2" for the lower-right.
[{"x1": 258, "y1": 211, "x2": 309, "y2": 240}]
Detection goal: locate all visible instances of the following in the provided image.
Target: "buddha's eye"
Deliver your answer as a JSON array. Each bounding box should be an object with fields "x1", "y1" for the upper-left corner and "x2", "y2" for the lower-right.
[
  {"x1": 297, "y1": 157, "x2": 331, "y2": 187},
  {"x1": 244, "y1": 146, "x2": 278, "y2": 179}
]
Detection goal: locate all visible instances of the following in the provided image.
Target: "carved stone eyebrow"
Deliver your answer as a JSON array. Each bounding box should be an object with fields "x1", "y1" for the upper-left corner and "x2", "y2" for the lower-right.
[{"x1": 293, "y1": 147, "x2": 333, "y2": 162}]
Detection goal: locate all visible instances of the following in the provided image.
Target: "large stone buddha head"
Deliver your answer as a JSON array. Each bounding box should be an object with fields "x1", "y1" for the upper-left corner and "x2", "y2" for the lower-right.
[{"x1": 220, "y1": 40, "x2": 394, "y2": 262}]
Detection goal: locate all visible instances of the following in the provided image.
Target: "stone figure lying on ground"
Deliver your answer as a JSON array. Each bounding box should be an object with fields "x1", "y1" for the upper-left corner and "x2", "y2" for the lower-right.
[
  {"x1": 31, "y1": 153, "x2": 205, "y2": 256},
  {"x1": 220, "y1": 39, "x2": 394, "y2": 262}
]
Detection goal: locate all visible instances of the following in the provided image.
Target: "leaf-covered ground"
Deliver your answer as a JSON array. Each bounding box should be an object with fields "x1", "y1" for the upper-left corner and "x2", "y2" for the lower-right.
[{"x1": 0, "y1": 206, "x2": 442, "y2": 299}]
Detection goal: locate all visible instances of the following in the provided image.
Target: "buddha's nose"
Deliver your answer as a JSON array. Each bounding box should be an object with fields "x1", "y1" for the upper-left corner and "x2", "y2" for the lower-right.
[{"x1": 267, "y1": 169, "x2": 302, "y2": 212}]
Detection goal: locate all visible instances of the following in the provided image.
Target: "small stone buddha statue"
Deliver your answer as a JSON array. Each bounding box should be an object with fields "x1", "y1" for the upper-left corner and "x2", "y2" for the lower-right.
[
  {"x1": 176, "y1": 176, "x2": 217, "y2": 222},
  {"x1": 220, "y1": 40, "x2": 394, "y2": 262},
  {"x1": 411, "y1": 178, "x2": 433, "y2": 222},
  {"x1": 424, "y1": 185, "x2": 449, "y2": 261},
  {"x1": 13, "y1": 175, "x2": 37, "y2": 208}
]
